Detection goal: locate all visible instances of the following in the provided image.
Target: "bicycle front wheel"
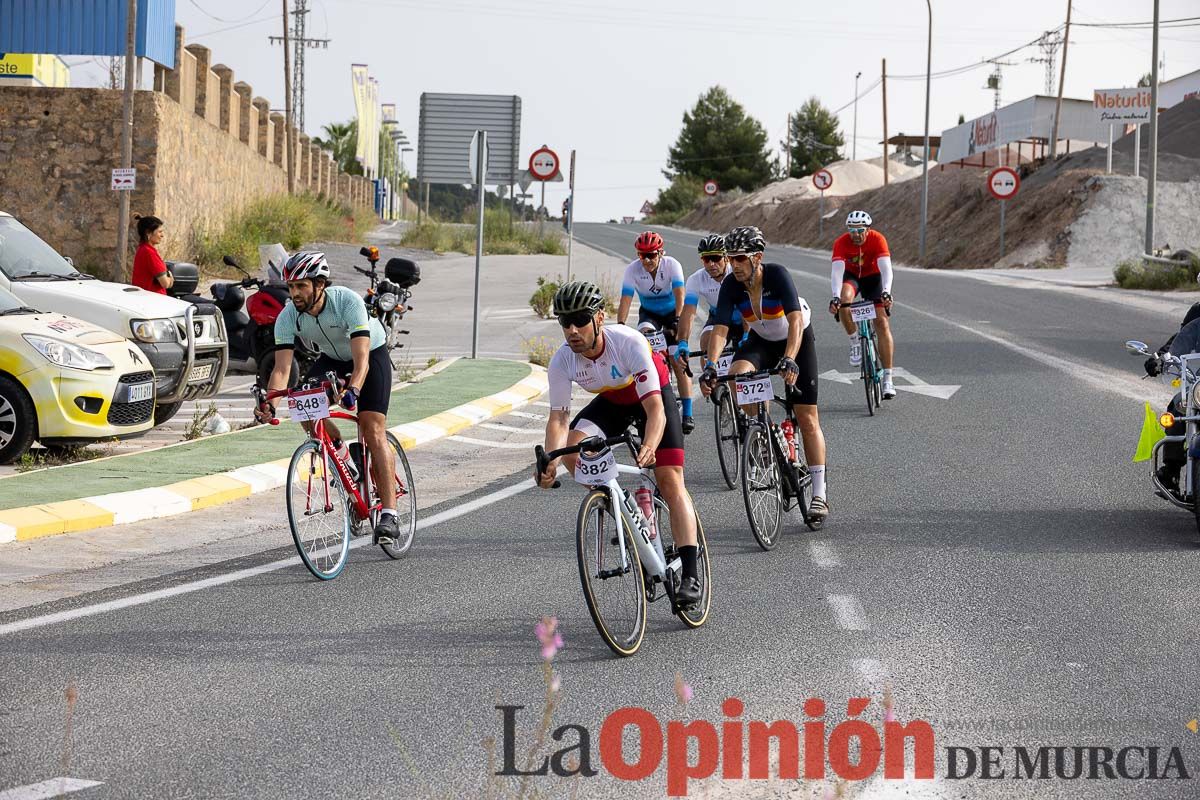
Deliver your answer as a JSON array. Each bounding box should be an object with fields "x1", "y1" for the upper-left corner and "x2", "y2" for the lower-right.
[
  {"x1": 861, "y1": 331, "x2": 876, "y2": 417},
  {"x1": 713, "y1": 384, "x2": 740, "y2": 490},
  {"x1": 654, "y1": 494, "x2": 712, "y2": 629},
  {"x1": 368, "y1": 432, "x2": 417, "y2": 558},
  {"x1": 740, "y1": 424, "x2": 783, "y2": 550},
  {"x1": 577, "y1": 489, "x2": 647, "y2": 657},
  {"x1": 286, "y1": 440, "x2": 352, "y2": 580}
]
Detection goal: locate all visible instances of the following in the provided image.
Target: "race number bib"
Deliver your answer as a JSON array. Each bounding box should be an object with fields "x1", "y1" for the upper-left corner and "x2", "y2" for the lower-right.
[
  {"x1": 735, "y1": 377, "x2": 772, "y2": 405},
  {"x1": 850, "y1": 302, "x2": 877, "y2": 322},
  {"x1": 574, "y1": 449, "x2": 617, "y2": 486},
  {"x1": 287, "y1": 387, "x2": 331, "y2": 422},
  {"x1": 715, "y1": 353, "x2": 733, "y2": 377},
  {"x1": 646, "y1": 331, "x2": 668, "y2": 353}
]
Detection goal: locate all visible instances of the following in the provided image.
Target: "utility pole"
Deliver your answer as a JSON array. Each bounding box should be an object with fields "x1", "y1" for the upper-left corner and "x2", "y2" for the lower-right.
[
  {"x1": 919, "y1": 0, "x2": 932, "y2": 263},
  {"x1": 1050, "y1": 0, "x2": 1072, "y2": 159},
  {"x1": 882, "y1": 58, "x2": 889, "y2": 186},
  {"x1": 852, "y1": 71, "x2": 862, "y2": 160},
  {"x1": 1145, "y1": 0, "x2": 1161, "y2": 254},
  {"x1": 786, "y1": 113, "x2": 792, "y2": 177},
  {"x1": 114, "y1": 0, "x2": 137, "y2": 282},
  {"x1": 1028, "y1": 30, "x2": 1063, "y2": 95},
  {"x1": 280, "y1": 0, "x2": 295, "y2": 194},
  {"x1": 270, "y1": 0, "x2": 329, "y2": 142}
]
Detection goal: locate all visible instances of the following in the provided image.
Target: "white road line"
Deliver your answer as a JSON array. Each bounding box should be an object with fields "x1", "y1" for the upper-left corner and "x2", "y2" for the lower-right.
[
  {"x1": 852, "y1": 657, "x2": 891, "y2": 695},
  {"x1": 827, "y1": 594, "x2": 870, "y2": 631},
  {"x1": 0, "y1": 478, "x2": 539, "y2": 637},
  {"x1": 531, "y1": 400, "x2": 551, "y2": 408},
  {"x1": 447, "y1": 435, "x2": 536, "y2": 450},
  {"x1": 808, "y1": 541, "x2": 841, "y2": 570},
  {"x1": 508, "y1": 410, "x2": 545, "y2": 420},
  {"x1": 0, "y1": 778, "x2": 104, "y2": 800},
  {"x1": 478, "y1": 423, "x2": 542, "y2": 435}
]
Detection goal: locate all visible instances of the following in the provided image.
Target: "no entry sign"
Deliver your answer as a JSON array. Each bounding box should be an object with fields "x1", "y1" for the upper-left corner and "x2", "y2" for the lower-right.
[{"x1": 988, "y1": 167, "x2": 1020, "y2": 200}]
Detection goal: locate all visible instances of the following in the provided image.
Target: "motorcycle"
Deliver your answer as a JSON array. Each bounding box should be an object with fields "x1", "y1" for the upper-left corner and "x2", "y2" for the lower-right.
[
  {"x1": 354, "y1": 246, "x2": 420, "y2": 355},
  {"x1": 1126, "y1": 339, "x2": 1200, "y2": 532},
  {"x1": 212, "y1": 255, "x2": 316, "y2": 388}
]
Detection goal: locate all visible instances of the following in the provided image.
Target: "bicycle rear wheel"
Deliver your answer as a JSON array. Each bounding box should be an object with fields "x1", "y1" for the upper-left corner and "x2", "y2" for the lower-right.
[
  {"x1": 654, "y1": 494, "x2": 711, "y2": 628},
  {"x1": 577, "y1": 489, "x2": 647, "y2": 657},
  {"x1": 861, "y1": 329, "x2": 876, "y2": 416},
  {"x1": 713, "y1": 384, "x2": 740, "y2": 490},
  {"x1": 369, "y1": 432, "x2": 418, "y2": 559},
  {"x1": 740, "y1": 423, "x2": 783, "y2": 550},
  {"x1": 286, "y1": 440, "x2": 352, "y2": 580}
]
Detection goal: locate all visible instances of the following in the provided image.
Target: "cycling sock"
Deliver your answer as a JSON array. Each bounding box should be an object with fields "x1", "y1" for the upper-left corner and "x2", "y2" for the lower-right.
[
  {"x1": 380, "y1": 508, "x2": 397, "y2": 519},
  {"x1": 679, "y1": 545, "x2": 699, "y2": 581},
  {"x1": 681, "y1": 397, "x2": 693, "y2": 416},
  {"x1": 810, "y1": 464, "x2": 826, "y2": 499},
  {"x1": 881, "y1": 368, "x2": 893, "y2": 381}
]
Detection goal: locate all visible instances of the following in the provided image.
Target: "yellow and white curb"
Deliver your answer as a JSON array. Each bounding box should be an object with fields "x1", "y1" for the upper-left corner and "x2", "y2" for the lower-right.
[{"x1": 0, "y1": 365, "x2": 548, "y2": 544}]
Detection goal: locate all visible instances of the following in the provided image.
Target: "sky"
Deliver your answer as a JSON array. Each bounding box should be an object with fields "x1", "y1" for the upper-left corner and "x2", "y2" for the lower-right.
[{"x1": 70, "y1": 0, "x2": 1200, "y2": 223}]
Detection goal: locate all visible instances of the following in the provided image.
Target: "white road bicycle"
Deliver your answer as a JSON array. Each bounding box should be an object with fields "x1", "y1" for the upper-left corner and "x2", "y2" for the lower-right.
[{"x1": 535, "y1": 431, "x2": 711, "y2": 657}]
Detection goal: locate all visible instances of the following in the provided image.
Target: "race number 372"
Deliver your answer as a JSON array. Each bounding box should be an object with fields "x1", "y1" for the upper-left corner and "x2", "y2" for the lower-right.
[{"x1": 735, "y1": 377, "x2": 772, "y2": 404}]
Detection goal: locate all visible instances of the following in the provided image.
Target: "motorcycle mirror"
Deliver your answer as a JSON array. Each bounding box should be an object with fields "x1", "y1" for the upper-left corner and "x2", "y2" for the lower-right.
[{"x1": 1126, "y1": 340, "x2": 1149, "y2": 354}]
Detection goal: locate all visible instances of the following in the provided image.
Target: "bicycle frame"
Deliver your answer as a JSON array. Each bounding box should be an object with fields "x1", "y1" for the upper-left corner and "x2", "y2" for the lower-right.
[{"x1": 307, "y1": 413, "x2": 375, "y2": 522}]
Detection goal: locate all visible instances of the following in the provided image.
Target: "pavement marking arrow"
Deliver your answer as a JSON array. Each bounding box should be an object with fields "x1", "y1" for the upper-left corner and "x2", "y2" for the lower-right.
[
  {"x1": 0, "y1": 779, "x2": 104, "y2": 800},
  {"x1": 819, "y1": 367, "x2": 961, "y2": 399}
]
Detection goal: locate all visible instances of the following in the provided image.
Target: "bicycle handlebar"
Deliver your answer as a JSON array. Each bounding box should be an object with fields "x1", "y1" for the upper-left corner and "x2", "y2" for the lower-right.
[
  {"x1": 250, "y1": 372, "x2": 345, "y2": 424},
  {"x1": 534, "y1": 431, "x2": 638, "y2": 489},
  {"x1": 712, "y1": 366, "x2": 779, "y2": 384}
]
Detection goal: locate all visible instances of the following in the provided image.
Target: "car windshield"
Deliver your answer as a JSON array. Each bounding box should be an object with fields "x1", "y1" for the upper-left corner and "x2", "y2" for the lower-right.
[
  {"x1": 0, "y1": 217, "x2": 88, "y2": 280},
  {"x1": 0, "y1": 285, "x2": 37, "y2": 314}
]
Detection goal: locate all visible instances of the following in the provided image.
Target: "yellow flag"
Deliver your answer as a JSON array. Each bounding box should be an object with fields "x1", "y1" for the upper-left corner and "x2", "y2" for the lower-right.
[{"x1": 1134, "y1": 401, "x2": 1167, "y2": 462}]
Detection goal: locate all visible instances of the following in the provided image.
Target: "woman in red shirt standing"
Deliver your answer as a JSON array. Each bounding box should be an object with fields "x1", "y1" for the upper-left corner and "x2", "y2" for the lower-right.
[{"x1": 131, "y1": 214, "x2": 173, "y2": 294}]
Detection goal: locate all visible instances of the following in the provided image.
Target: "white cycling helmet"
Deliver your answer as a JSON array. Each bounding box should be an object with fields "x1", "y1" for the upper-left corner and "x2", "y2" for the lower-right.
[
  {"x1": 637, "y1": 321, "x2": 659, "y2": 335},
  {"x1": 282, "y1": 251, "x2": 331, "y2": 282},
  {"x1": 846, "y1": 210, "x2": 873, "y2": 228}
]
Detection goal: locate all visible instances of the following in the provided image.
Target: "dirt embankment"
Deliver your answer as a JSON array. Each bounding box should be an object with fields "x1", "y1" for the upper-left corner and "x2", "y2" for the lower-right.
[{"x1": 683, "y1": 98, "x2": 1200, "y2": 270}]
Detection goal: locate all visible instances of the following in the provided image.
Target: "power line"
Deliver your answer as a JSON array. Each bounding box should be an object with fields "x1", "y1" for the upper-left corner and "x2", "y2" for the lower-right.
[{"x1": 189, "y1": 0, "x2": 273, "y2": 24}]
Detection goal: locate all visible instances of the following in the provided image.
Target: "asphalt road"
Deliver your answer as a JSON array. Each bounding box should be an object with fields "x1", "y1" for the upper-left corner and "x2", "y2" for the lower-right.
[{"x1": 1, "y1": 225, "x2": 1197, "y2": 799}]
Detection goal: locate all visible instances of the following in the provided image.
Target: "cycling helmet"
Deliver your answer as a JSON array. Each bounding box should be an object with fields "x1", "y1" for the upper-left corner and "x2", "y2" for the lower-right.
[
  {"x1": 697, "y1": 234, "x2": 726, "y2": 256},
  {"x1": 724, "y1": 226, "x2": 766, "y2": 255},
  {"x1": 552, "y1": 280, "x2": 605, "y2": 316},
  {"x1": 845, "y1": 210, "x2": 873, "y2": 228},
  {"x1": 282, "y1": 251, "x2": 331, "y2": 282},
  {"x1": 635, "y1": 231, "x2": 664, "y2": 253}
]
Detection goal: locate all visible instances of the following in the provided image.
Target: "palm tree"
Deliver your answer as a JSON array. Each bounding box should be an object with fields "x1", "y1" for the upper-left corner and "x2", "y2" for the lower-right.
[{"x1": 313, "y1": 120, "x2": 363, "y2": 176}]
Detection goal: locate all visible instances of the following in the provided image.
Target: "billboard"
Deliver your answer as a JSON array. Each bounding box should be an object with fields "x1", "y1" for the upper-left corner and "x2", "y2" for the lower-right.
[
  {"x1": 939, "y1": 95, "x2": 1111, "y2": 164},
  {"x1": 1093, "y1": 88, "x2": 1153, "y2": 124},
  {"x1": 0, "y1": 53, "x2": 70, "y2": 87},
  {"x1": 417, "y1": 93, "x2": 521, "y2": 186}
]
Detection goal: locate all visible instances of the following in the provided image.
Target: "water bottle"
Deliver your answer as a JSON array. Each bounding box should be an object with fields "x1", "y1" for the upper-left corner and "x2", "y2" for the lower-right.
[
  {"x1": 635, "y1": 470, "x2": 658, "y2": 542},
  {"x1": 780, "y1": 419, "x2": 798, "y2": 464},
  {"x1": 773, "y1": 425, "x2": 789, "y2": 463},
  {"x1": 332, "y1": 439, "x2": 359, "y2": 482}
]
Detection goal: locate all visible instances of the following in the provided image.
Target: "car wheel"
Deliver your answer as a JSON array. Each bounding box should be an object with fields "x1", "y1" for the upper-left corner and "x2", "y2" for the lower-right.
[
  {"x1": 256, "y1": 348, "x2": 300, "y2": 390},
  {"x1": 153, "y1": 400, "x2": 184, "y2": 426},
  {"x1": 0, "y1": 376, "x2": 37, "y2": 464}
]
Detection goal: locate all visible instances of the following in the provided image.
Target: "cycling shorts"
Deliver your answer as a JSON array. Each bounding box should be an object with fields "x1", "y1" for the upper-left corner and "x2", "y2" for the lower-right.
[
  {"x1": 732, "y1": 327, "x2": 819, "y2": 406},
  {"x1": 305, "y1": 345, "x2": 392, "y2": 415},
  {"x1": 637, "y1": 307, "x2": 678, "y2": 348},
  {"x1": 571, "y1": 383, "x2": 685, "y2": 468},
  {"x1": 842, "y1": 273, "x2": 885, "y2": 306}
]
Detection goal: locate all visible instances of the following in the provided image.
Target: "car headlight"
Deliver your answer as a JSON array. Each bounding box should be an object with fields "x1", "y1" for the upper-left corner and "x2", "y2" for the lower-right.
[
  {"x1": 376, "y1": 292, "x2": 398, "y2": 313},
  {"x1": 130, "y1": 318, "x2": 178, "y2": 342},
  {"x1": 23, "y1": 335, "x2": 114, "y2": 371}
]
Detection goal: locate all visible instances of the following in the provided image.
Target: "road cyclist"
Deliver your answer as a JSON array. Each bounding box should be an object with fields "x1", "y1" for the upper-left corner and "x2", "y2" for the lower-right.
[
  {"x1": 700, "y1": 226, "x2": 829, "y2": 522},
  {"x1": 829, "y1": 210, "x2": 897, "y2": 400}
]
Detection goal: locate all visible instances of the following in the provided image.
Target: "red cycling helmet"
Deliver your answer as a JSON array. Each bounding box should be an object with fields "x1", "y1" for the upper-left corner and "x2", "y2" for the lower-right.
[{"x1": 635, "y1": 231, "x2": 664, "y2": 254}]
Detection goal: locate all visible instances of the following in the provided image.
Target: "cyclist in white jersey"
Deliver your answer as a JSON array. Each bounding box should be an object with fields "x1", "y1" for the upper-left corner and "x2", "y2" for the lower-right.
[{"x1": 538, "y1": 280, "x2": 702, "y2": 609}]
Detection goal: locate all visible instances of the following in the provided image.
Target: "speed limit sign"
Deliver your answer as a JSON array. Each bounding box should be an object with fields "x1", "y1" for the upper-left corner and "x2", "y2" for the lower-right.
[
  {"x1": 703, "y1": 179, "x2": 719, "y2": 196},
  {"x1": 812, "y1": 169, "x2": 833, "y2": 191}
]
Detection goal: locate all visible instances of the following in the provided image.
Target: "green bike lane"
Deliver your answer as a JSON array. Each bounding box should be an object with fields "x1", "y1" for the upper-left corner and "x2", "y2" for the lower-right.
[{"x1": 0, "y1": 262, "x2": 1196, "y2": 798}]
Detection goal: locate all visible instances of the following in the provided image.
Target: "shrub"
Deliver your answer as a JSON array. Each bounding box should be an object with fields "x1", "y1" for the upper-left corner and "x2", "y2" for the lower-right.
[
  {"x1": 1114, "y1": 255, "x2": 1200, "y2": 290},
  {"x1": 522, "y1": 336, "x2": 558, "y2": 367},
  {"x1": 530, "y1": 275, "x2": 562, "y2": 318},
  {"x1": 400, "y1": 208, "x2": 564, "y2": 255}
]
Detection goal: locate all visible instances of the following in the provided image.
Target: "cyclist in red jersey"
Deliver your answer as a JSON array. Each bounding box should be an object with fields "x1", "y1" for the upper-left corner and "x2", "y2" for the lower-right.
[{"x1": 828, "y1": 210, "x2": 896, "y2": 400}]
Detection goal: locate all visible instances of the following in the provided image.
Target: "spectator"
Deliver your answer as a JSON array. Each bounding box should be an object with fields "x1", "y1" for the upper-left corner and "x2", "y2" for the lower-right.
[{"x1": 131, "y1": 214, "x2": 173, "y2": 294}]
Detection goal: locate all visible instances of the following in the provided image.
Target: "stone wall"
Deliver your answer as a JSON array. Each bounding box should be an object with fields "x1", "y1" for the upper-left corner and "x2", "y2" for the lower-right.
[{"x1": 0, "y1": 23, "x2": 374, "y2": 277}]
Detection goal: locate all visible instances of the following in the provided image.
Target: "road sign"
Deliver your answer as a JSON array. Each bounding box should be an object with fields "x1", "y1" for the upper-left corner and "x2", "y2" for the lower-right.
[
  {"x1": 640, "y1": 201, "x2": 654, "y2": 215},
  {"x1": 468, "y1": 130, "x2": 490, "y2": 186},
  {"x1": 622, "y1": 216, "x2": 635, "y2": 224},
  {"x1": 111, "y1": 168, "x2": 136, "y2": 191},
  {"x1": 528, "y1": 146, "x2": 560, "y2": 181},
  {"x1": 812, "y1": 169, "x2": 833, "y2": 191},
  {"x1": 703, "y1": 179, "x2": 719, "y2": 196},
  {"x1": 988, "y1": 167, "x2": 1020, "y2": 200}
]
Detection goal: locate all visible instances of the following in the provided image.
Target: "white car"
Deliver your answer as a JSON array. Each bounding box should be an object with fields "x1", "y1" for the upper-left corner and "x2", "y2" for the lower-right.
[{"x1": 0, "y1": 212, "x2": 228, "y2": 424}]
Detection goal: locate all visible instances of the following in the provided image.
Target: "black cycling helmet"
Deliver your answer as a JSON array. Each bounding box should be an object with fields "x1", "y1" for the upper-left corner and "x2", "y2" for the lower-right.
[
  {"x1": 552, "y1": 280, "x2": 605, "y2": 316},
  {"x1": 697, "y1": 234, "x2": 726, "y2": 256},
  {"x1": 724, "y1": 226, "x2": 766, "y2": 255}
]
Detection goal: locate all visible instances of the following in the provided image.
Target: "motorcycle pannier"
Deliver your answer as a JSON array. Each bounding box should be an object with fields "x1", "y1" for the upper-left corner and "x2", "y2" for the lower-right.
[
  {"x1": 385, "y1": 257, "x2": 421, "y2": 289},
  {"x1": 167, "y1": 261, "x2": 200, "y2": 295}
]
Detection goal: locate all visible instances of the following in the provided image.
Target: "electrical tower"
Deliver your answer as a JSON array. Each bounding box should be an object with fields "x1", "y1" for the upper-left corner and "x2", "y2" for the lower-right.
[
  {"x1": 984, "y1": 60, "x2": 1016, "y2": 110},
  {"x1": 269, "y1": 0, "x2": 329, "y2": 132},
  {"x1": 1028, "y1": 30, "x2": 1063, "y2": 96}
]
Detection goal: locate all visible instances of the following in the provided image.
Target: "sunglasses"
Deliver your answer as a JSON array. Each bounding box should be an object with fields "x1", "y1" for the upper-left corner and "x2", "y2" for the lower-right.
[
  {"x1": 728, "y1": 254, "x2": 753, "y2": 264},
  {"x1": 848, "y1": 227, "x2": 868, "y2": 234},
  {"x1": 700, "y1": 255, "x2": 725, "y2": 264},
  {"x1": 638, "y1": 252, "x2": 661, "y2": 261},
  {"x1": 557, "y1": 311, "x2": 594, "y2": 329}
]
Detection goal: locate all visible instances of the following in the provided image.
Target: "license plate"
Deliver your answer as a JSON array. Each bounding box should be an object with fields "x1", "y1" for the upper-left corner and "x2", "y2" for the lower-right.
[
  {"x1": 850, "y1": 301, "x2": 877, "y2": 322},
  {"x1": 128, "y1": 382, "x2": 153, "y2": 403},
  {"x1": 646, "y1": 331, "x2": 667, "y2": 353},
  {"x1": 287, "y1": 387, "x2": 331, "y2": 422},
  {"x1": 187, "y1": 363, "x2": 214, "y2": 384},
  {"x1": 715, "y1": 354, "x2": 733, "y2": 377},
  {"x1": 735, "y1": 376, "x2": 772, "y2": 404}
]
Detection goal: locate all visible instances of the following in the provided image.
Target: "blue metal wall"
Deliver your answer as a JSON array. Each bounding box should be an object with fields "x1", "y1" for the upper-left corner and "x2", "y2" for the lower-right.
[{"x1": 0, "y1": 0, "x2": 176, "y2": 68}]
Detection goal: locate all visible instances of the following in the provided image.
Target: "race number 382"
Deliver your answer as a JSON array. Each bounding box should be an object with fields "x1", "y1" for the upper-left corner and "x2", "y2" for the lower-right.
[{"x1": 574, "y1": 450, "x2": 617, "y2": 485}]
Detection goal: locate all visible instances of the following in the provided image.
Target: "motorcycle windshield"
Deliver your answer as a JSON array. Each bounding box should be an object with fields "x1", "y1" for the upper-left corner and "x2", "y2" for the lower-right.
[{"x1": 1170, "y1": 319, "x2": 1200, "y2": 358}]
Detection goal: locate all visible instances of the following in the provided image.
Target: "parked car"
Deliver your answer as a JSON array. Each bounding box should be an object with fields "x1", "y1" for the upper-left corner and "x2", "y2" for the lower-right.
[
  {"x1": 0, "y1": 286, "x2": 155, "y2": 463},
  {"x1": 0, "y1": 211, "x2": 227, "y2": 424}
]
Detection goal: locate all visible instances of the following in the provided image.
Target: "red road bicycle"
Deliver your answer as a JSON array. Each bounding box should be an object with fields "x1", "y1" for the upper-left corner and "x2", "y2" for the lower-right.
[{"x1": 253, "y1": 375, "x2": 417, "y2": 580}]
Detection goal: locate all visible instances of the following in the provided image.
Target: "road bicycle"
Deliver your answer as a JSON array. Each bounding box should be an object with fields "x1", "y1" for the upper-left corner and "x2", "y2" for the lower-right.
[
  {"x1": 253, "y1": 375, "x2": 417, "y2": 580},
  {"x1": 689, "y1": 347, "x2": 740, "y2": 489},
  {"x1": 838, "y1": 299, "x2": 891, "y2": 416},
  {"x1": 713, "y1": 367, "x2": 822, "y2": 550},
  {"x1": 535, "y1": 431, "x2": 711, "y2": 657}
]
